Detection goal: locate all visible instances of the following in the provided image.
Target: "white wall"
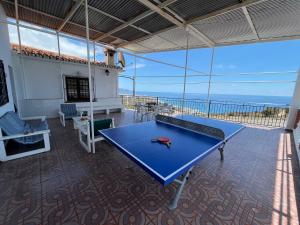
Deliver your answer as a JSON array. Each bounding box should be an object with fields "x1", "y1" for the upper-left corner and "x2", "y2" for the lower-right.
[
  {"x1": 0, "y1": 4, "x2": 14, "y2": 117},
  {"x1": 285, "y1": 70, "x2": 300, "y2": 130},
  {"x1": 12, "y1": 53, "x2": 121, "y2": 117}
]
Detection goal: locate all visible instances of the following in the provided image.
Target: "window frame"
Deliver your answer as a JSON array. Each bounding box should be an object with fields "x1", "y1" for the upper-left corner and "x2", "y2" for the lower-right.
[{"x1": 65, "y1": 76, "x2": 90, "y2": 102}]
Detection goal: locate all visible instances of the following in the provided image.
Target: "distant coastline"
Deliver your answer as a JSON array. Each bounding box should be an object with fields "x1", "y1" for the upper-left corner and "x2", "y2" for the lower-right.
[{"x1": 119, "y1": 89, "x2": 291, "y2": 106}]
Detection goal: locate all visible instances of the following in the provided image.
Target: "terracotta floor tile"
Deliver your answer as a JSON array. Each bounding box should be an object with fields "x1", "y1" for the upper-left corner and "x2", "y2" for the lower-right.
[{"x1": 0, "y1": 111, "x2": 299, "y2": 225}]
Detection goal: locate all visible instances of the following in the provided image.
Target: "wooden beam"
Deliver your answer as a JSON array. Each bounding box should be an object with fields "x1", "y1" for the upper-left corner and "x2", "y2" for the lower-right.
[
  {"x1": 242, "y1": 6, "x2": 259, "y2": 40},
  {"x1": 58, "y1": 0, "x2": 84, "y2": 31}
]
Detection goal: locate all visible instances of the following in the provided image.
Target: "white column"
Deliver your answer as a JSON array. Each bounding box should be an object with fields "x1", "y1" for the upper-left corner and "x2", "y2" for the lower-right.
[
  {"x1": 84, "y1": 0, "x2": 95, "y2": 153},
  {"x1": 285, "y1": 70, "x2": 300, "y2": 130}
]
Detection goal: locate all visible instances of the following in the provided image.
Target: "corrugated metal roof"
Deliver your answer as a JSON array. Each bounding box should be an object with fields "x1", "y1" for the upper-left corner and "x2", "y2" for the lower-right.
[
  {"x1": 9, "y1": 3, "x2": 61, "y2": 30},
  {"x1": 88, "y1": 0, "x2": 148, "y2": 21},
  {"x1": 113, "y1": 26, "x2": 147, "y2": 41},
  {"x1": 168, "y1": 0, "x2": 239, "y2": 21},
  {"x1": 62, "y1": 23, "x2": 100, "y2": 40},
  {"x1": 158, "y1": 27, "x2": 206, "y2": 47},
  {"x1": 191, "y1": 8, "x2": 257, "y2": 44},
  {"x1": 1, "y1": 0, "x2": 300, "y2": 53},
  {"x1": 133, "y1": 13, "x2": 174, "y2": 33},
  {"x1": 70, "y1": 5, "x2": 123, "y2": 33},
  {"x1": 248, "y1": 0, "x2": 300, "y2": 39},
  {"x1": 1, "y1": 1, "x2": 15, "y2": 18},
  {"x1": 17, "y1": 0, "x2": 72, "y2": 19}
]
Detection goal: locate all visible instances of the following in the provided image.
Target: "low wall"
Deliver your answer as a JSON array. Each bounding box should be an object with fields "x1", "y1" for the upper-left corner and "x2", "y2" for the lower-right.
[{"x1": 19, "y1": 97, "x2": 123, "y2": 118}]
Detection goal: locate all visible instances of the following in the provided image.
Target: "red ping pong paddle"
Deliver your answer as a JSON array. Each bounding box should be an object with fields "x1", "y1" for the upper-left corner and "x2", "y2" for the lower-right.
[{"x1": 151, "y1": 137, "x2": 171, "y2": 148}]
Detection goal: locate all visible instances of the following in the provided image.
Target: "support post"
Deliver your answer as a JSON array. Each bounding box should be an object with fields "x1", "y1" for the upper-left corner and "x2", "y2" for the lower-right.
[
  {"x1": 181, "y1": 30, "x2": 189, "y2": 114},
  {"x1": 207, "y1": 47, "x2": 215, "y2": 117},
  {"x1": 133, "y1": 56, "x2": 137, "y2": 96},
  {"x1": 56, "y1": 31, "x2": 64, "y2": 101},
  {"x1": 93, "y1": 41, "x2": 96, "y2": 62},
  {"x1": 15, "y1": 0, "x2": 26, "y2": 111},
  {"x1": 15, "y1": 0, "x2": 21, "y2": 54},
  {"x1": 93, "y1": 41, "x2": 96, "y2": 100},
  {"x1": 285, "y1": 70, "x2": 300, "y2": 130},
  {"x1": 84, "y1": 0, "x2": 95, "y2": 154}
]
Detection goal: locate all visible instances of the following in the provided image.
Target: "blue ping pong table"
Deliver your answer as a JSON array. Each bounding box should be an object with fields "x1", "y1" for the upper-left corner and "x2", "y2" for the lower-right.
[{"x1": 100, "y1": 114, "x2": 244, "y2": 209}]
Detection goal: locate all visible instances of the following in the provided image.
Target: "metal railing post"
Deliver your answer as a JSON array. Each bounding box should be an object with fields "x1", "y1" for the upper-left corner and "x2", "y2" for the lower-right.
[
  {"x1": 120, "y1": 94, "x2": 288, "y2": 128},
  {"x1": 207, "y1": 100, "x2": 211, "y2": 118}
]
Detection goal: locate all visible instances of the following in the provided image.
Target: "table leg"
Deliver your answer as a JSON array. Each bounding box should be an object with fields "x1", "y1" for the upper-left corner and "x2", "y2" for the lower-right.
[
  {"x1": 169, "y1": 166, "x2": 194, "y2": 210},
  {"x1": 218, "y1": 142, "x2": 226, "y2": 161}
]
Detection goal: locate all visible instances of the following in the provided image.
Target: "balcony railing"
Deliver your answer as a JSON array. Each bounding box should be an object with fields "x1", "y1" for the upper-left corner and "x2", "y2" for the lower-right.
[{"x1": 120, "y1": 95, "x2": 289, "y2": 128}]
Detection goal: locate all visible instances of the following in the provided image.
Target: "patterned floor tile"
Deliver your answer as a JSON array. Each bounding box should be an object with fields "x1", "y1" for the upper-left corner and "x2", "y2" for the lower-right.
[{"x1": 0, "y1": 111, "x2": 299, "y2": 225}]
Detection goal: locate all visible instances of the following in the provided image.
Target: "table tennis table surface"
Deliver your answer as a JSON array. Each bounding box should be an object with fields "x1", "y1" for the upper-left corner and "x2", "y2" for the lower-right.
[{"x1": 100, "y1": 115, "x2": 244, "y2": 186}]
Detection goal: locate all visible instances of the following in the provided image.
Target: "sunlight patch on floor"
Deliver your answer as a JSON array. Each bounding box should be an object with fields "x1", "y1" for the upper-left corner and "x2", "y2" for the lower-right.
[{"x1": 272, "y1": 132, "x2": 299, "y2": 225}]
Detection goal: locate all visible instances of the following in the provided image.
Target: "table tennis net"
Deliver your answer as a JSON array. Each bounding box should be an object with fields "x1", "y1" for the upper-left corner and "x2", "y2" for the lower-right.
[{"x1": 155, "y1": 115, "x2": 225, "y2": 140}]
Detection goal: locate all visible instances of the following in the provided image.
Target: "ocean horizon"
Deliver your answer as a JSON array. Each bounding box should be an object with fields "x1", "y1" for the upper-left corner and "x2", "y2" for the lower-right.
[{"x1": 119, "y1": 89, "x2": 291, "y2": 106}]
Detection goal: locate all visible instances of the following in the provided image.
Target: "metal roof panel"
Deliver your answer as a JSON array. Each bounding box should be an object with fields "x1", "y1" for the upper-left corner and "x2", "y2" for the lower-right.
[
  {"x1": 113, "y1": 26, "x2": 147, "y2": 41},
  {"x1": 133, "y1": 13, "x2": 174, "y2": 33},
  {"x1": 248, "y1": 0, "x2": 300, "y2": 39},
  {"x1": 191, "y1": 8, "x2": 257, "y2": 43},
  {"x1": 168, "y1": 0, "x2": 239, "y2": 21},
  {"x1": 70, "y1": 5, "x2": 123, "y2": 33},
  {"x1": 17, "y1": 0, "x2": 73, "y2": 19},
  {"x1": 88, "y1": 0, "x2": 149, "y2": 21}
]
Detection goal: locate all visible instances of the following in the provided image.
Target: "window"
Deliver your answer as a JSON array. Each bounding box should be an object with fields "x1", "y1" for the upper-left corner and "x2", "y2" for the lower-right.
[
  {"x1": 65, "y1": 76, "x2": 90, "y2": 102},
  {"x1": 0, "y1": 60, "x2": 9, "y2": 106}
]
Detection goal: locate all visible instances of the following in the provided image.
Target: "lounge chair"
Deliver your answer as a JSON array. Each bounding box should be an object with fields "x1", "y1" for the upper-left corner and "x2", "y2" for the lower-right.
[
  {"x1": 78, "y1": 118, "x2": 114, "y2": 152},
  {"x1": 0, "y1": 111, "x2": 51, "y2": 161},
  {"x1": 58, "y1": 103, "x2": 80, "y2": 127}
]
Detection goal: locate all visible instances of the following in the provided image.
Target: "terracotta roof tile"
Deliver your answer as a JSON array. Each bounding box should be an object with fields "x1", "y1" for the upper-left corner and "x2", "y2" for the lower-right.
[{"x1": 11, "y1": 44, "x2": 122, "y2": 70}]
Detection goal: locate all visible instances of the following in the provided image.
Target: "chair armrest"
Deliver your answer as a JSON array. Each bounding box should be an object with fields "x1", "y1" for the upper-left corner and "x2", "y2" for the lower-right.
[
  {"x1": 0, "y1": 129, "x2": 50, "y2": 141},
  {"x1": 58, "y1": 111, "x2": 65, "y2": 116},
  {"x1": 23, "y1": 116, "x2": 46, "y2": 121}
]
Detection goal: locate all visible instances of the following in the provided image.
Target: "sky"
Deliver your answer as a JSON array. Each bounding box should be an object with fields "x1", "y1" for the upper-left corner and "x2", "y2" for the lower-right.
[
  {"x1": 120, "y1": 40, "x2": 300, "y2": 97},
  {"x1": 7, "y1": 19, "x2": 300, "y2": 97}
]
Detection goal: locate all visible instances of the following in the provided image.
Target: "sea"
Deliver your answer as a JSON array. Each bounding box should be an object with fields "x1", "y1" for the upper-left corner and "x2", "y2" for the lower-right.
[
  {"x1": 119, "y1": 90, "x2": 291, "y2": 114},
  {"x1": 119, "y1": 90, "x2": 291, "y2": 106}
]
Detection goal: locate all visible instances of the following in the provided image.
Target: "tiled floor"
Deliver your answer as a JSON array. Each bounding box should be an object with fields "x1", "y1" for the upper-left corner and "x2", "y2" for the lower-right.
[{"x1": 0, "y1": 110, "x2": 300, "y2": 225}]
